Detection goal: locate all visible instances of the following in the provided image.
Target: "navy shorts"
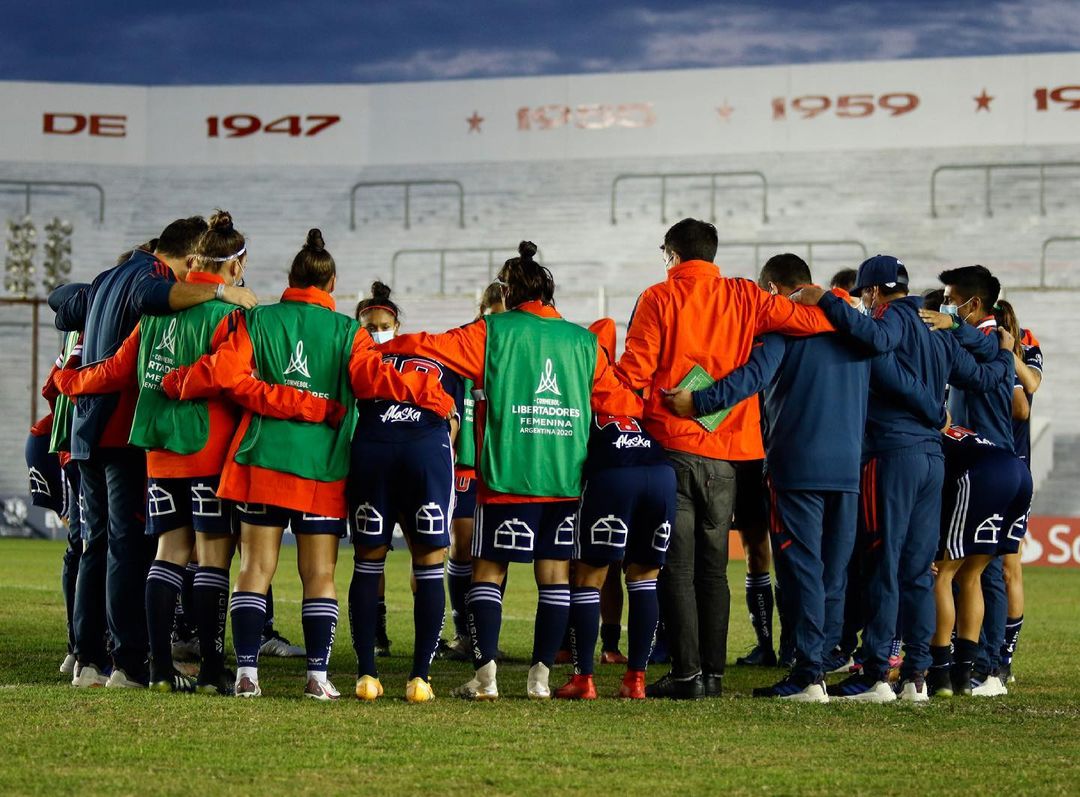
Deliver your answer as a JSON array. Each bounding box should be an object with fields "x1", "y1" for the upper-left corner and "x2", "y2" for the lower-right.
[
  {"x1": 453, "y1": 472, "x2": 477, "y2": 520},
  {"x1": 348, "y1": 427, "x2": 454, "y2": 549},
  {"x1": 146, "y1": 476, "x2": 234, "y2": 536},
  {"x1": 237, "y1": 502, "x2": 345, "y2": 537},
  {"x1": 939, "y1": 453, "x2": 1033, "y2": 560},
  {"x1": 576, "y1": 465, "x2": 676, "y2": 567},
  {"x1": 474, "y1": 500, "x2": 577, "y2": 564},
  {"x1": 25, "y1": 432, "x2": 66, "y2": 516},
  {"x1": 734, "y1": 459, "x2": 767, "y2": 534}
]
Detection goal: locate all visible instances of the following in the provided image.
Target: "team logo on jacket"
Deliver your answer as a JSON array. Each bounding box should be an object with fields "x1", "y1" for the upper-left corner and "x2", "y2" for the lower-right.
[
  {"x1": 535, "y1": 358, "x2": 561, "y2": 396},
  {"x1": 380, "y1": 404, "x2": 423, "y2": 424},
  {"x1": 155, "y1": 318, "x2": 178, "y2": 355},
  {"x1": 284, "y1": 340, "x2": 311, "y2": 379}
]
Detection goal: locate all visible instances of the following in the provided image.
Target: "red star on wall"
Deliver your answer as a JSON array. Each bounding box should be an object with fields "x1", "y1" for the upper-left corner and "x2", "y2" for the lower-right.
[
  {"x1": 466, "y1": 111, "x2": 484, "y2": 132},
  {"x1": 974, "y1": 89, "x2": 994, "y2": 112},
  {"x1": 716, "y1": 101, "x2": 734, "y2": 122}
]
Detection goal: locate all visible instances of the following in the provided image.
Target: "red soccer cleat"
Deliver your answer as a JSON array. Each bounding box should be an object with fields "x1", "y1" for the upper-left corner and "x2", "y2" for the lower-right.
[
  {"x1": 619, "y1": 670, "x2": 646, "y2": 700},
  {"x1": 600, "y1": 649, "x2": 629, "y2": 665},
  {"x1": 555, "y1": 673, "x2": 597, "y2": 700}
]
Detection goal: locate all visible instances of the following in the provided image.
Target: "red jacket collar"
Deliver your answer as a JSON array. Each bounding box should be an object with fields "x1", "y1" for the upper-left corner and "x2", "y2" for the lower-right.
[
  {"x1": 512, "y1": 299, "x2": 561, "y2": 318},
  {"x1": 282, "y1": 286, "x2": 336, "y2": 311},
  {"x1": 668, "y1": 260, "x2": 720, "y2": 280},
  {"x1": 186, "y1": 271, "x2": 226, "y2": 286}
]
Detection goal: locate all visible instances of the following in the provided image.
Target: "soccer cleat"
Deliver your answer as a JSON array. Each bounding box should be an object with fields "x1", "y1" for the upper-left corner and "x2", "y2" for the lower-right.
[
  {"x1": 555, "y1": 674, "x2": 597, "y2": 700},
  {"x1": 406, "y1": 677, "x2": 436, "y2": 703},
  {"x1": 822, "y1": 648, "x2": 854, "y2": 674},
  {"x1": 736, "y1": 645, "x2": 778, "y2": 667},
  {"x1": 355, "y1": 675, "x2": 384, "y2": 701},
  {"x1": 553, "y1": 649, "x2": 572, "y2": 665},
  {"x1": 196, "y1": 668, "x2": 235, "y2": 697},
  {"x1": 645, "y1": 672, "x2": 705, "y2": 700},
  {"x1": 950, "y1": 663, "x2": 973, "y2": 696},
  {"x1": 527, "y1": 662, "x2": 552, "y2": 699},
  {"x1": 998, "y1": 662, "x2": 1015, "y2": 684},
  {"x1": 106, "y1": 668, "x2": 147, "y2": 689},
  {"x1": 150, "y1": 670, "x2": 196, "y2": 693},
  {"x1": 437, "y1": 635, "x2": 473, "y2": 662},
  {"x1": 259, "y1": 629, "x2": 305, "y2": 658},
  {"x1": 71, "y1": 663, "x2": 108, "y2": 688},
  {"x1": 171, "y1": 634, "x2": 201, "y2": 663},
  {"x1": 971, "y1": 671, "x2": 1008, "y2": 697},
  {"x1": 600, "y1": 649, "x2": 629, "y2": 665},
  {"x1": 827, "y1": 673, "x2": 896, "y2": 703},
  {"x1": 753, "y1": 677, "x2": 829, "y2": 703},
  {"x1": 60, "y1": 653, "x2": 77, "y2": 676},
  {"x1": 452, "y1": 661, "x2": 499, "y2": 701},
  {"x1": 619, "y1": 670, "x2": 647, "y2": 699},
  {"x1": 703, "y1": 673, "x2": 723, "y2": 697},
  {"x1": 897, "y1": 676, "x2": 930, "y2": 703},
  {"x1": 304, "y1": 677, "x2": 340, "y2": 701},
  {"x1": 927, "y1": 668, "x2": 954, "y2": 698},
  {"x1": 235, "y1": 674, "x2": 261, "y2": 698}
]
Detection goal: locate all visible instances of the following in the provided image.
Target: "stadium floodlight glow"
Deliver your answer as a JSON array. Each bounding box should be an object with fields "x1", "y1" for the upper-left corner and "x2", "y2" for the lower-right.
[
  {"x1": 4, "y1": 216, "x2": 37, "y2": 297},
  {"x1": 41, "y1": 217, "x2": 73, "y2": 293}
]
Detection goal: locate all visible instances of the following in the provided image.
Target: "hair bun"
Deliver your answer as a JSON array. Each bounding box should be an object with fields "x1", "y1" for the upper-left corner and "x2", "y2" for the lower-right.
[
  {"x1": 208, "y1": 210, "x2": 233, "y2": 233},
  {"x1": 518, "y1": 241, "x2": 537, "y2": 262},
  {"x1": 305, "y1": 228, "x2": 325, "y2": 252},
  {"x1": 371, "y1": 280, "x2": 392, "y2": 302}
]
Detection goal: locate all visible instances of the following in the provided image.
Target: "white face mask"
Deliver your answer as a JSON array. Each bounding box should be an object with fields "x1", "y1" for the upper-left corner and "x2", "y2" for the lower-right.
[{"x1": 371, "y1": 329, "x2": 395, "y2": 344}]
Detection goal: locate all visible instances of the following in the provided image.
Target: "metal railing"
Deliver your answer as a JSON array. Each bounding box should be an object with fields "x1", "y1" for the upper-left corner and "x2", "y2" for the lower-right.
[
  {"x1": 0, "y1": 180, "x2": 105, "y2": 224},
  {"x1": 350, "y1": 179, "x2": 465, "y2": 230},
  {"x1": 390, "y1": 246, "x2": 541, "y2": 294},
  {"x1": 930, "y1": 162, "x2": 1080, "y2": 218},
  {"x1": 1040, "y1": 236, "x2": 1080, "y2": 288},
  {"x1": 611, "y1": 171, "x2": 769, "y2": 225},
  {"x1": 715, "y1": 239, "x2": 868, "y2": 269}
]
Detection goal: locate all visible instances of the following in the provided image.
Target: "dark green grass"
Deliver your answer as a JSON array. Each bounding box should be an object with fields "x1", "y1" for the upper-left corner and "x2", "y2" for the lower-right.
[{"x1": 1, "y1": 538, "x2": 1078, "y2": 795}]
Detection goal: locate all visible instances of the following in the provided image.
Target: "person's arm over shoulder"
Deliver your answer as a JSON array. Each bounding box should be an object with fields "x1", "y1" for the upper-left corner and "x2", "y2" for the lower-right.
[
  {"x1": 591, "y1": 353, "x2": 644, "y2": 417},
  {"x1": 129, "y1": 259, "x2": 177, "y2": 316},
  {"x1": 946, "y1": 335, "x2": 1013, "y2": 394},
  {"x1": 351, "y1": 329, "x2": 455, "y2": 417},
  {"x1": 949, "y1": 321, "x2": 998, "y2": 363},
  {"x1": 754, "y1": 284, "x2": 834, "y2": 338},
  {"x1": 54, "y1": 325, "x2": 140, "y2": 396},
  {"x1": 870, "y1": 352, "x2": 946, "y2": 428},
  {"x1": 164, "y1": 314, "x2": 254, "y2": 400},
  {"x1": 616, "y1": 289, "x2": 663, "y2": 391},
  {"x1": 50, "y1": 282, "x2": 90, "y2": 332},
  {"x1": 381, "y1": 321, "x2": 486, "y2": 383},
  {"x1": 813, "y1": 291, "x2": 903, "y2": 354},
  {"x1": 693, "y1": 334, "x2": 784, "y2": 415}
]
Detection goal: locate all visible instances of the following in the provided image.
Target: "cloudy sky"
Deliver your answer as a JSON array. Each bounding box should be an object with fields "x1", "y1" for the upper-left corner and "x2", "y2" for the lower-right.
[{"x1": 3, "y1": 0, "x2": 1079, "y2": 84}]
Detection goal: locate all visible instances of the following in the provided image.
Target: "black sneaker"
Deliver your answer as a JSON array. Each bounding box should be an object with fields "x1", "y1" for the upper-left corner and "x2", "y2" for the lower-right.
[
  {"x1": 645, "y1": 672, "x2": 704, "y2": 700},
  {"x1": 927, "y1": 667, "x2": 954, "y2": 697},
  {"x1": 952, "y1": 662, "x2": 974, "y2": 696},
  {"x1": 736, "y1": 645, "x2": 778, "y2": 667},
  {"x1": 703, "y1": 672, "x2": 723, "y2": 697},
  {"x1": 149, "y1": 669, "x2": 196, "y2": 693}
]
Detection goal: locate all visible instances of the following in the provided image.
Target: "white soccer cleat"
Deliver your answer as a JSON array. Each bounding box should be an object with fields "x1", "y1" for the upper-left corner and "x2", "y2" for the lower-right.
[
  {"x1": 260, "y1": 630, "x2": 305, "y2": 658},
  {"x1": 780, "y1": 681, "x2": 830, "y2": 703},
  {"x1": 106, "y1": 668, "x2": 146, "y2": 689},
  {"x1": 59, "y1": 653, "x2": 77, "y2": 676},
  {"x1": 452, "y1": 661, "x2": 499, "y2": 701},
  {"x1": 303, "y1": 677, "x2": 341, "y2": 701},
  {"x1": 898, "y1": 678, "x2": 930, "y2": 703},
  {"x1": 971, "y1": 674, "x2": 1008, "y2": 697},
  {"x1": 527, "y1": 662, "x2": 551, "y2": 700},
  {"x1": 235, "y1": 674, "x2": 262, "y2": 698},
  {"x1": 71, "y1": 663, "x2": 108, "y2": 688}
]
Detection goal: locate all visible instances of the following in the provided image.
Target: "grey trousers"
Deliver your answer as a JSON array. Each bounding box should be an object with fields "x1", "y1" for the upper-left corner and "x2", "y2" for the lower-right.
[{"x1": 661, "y1": 451, "x2": 736, "y2": 678}]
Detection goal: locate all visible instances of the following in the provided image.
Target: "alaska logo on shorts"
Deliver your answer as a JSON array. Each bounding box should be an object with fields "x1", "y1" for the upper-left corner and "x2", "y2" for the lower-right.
[
  {"x1": 535, "y1": 358, "x2": 561, "y2": 396},
  {"x1": 283, "y1": 340, "x2": 311, "y2": 379},
  {"x1": 155, "y1": 318, "x2": 178, "y2": 355},
  {"x1": 380, "y1": 403, "x2": 423, "y2": 424}
]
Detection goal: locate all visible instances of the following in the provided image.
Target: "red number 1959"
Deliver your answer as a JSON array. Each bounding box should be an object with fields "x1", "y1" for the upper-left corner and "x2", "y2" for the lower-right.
[{"x1": 206, "y1": 115, "x2": 341, "y2": 138}]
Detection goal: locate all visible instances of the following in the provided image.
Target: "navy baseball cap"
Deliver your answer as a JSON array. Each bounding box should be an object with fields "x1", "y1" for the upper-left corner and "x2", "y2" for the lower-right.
[{"x1": 852, "y1": 255, "x2": 909, "y2": 297}]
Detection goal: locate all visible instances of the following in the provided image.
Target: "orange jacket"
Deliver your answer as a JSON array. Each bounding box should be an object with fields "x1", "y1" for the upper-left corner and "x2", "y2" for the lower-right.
[
  {"x1": 53, "y1": 273, "x2": 334, "y2": 479},
  {"x1": 617, "y1": 260, "x2": 834, "y2": 461},
  {"x1": 174, "y1": 286, "x2": 456, "y2": 518},
  {"x1": 382, "y1": 300, "x2": 643, "y2": 504}
]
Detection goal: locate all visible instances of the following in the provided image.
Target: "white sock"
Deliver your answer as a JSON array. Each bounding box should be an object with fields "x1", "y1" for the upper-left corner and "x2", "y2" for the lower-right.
[
  {"x1": 307, "y1": 670, "x2": 327, "y2": 684},
  {"x1": 237, "y1": 666, "x2": 258, "y2": 682}
]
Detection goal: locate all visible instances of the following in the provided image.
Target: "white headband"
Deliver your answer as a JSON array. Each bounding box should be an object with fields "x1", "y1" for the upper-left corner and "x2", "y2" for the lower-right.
[{"x1": 206, "y1": 246, "x2": 246, "y2": 262}]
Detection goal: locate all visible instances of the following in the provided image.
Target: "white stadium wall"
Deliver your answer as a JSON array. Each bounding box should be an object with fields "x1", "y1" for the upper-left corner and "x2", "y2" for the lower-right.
[{"x1": 1, "y1": 52, "x2": 1079, "y2": 535}]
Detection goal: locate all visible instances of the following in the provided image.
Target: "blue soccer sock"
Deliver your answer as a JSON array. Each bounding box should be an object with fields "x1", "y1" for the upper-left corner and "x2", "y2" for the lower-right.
[
  {"x1": 954, "y1": 637, "x2": 980, "y2": 669},
  {"x1": 263, "y1": 583, "x2": 276, "y2": 634},
  {"x1": 626, "y1": 578, "x2": 659, "y2": 672},
  {"x1": 446, "y1": 559, "x2": 472, "y2": 639},
  {"x1": 569, "y1": 587, "x2": 601, "y2": 676},
  {"x1": 745, "y1": 571, "x2": 774, "y2": 649},
  {"x1": 146, "y1": 560, "x2": 186, "y2": 680},
  {"x1": 348, "y1": 558, "x2": 384, "y2": 678},
  {"x1": 930, "y1": 644, "x2": 952, "y2": 672},
  {"x1": 411, "y1": 563, "x2": 445, "y2": 680},
  {"x1": 301, "y1": 598, "x2": 338, "y2": 683},
  {"x1": 230, "y1": 591, "x2": 267, "y2": 673},
  {"x1": 175, "y1": 561, "x2": 197, "y2": 636},
  {"x1": 1000, "y1": 615, "x2": 1024, "y2": 665},
  {"x1": 466, "y1": 582, "x2": 503, "y2": 669},
  {"x1": 532, "y1": 585, "x2": 571, "y2": 668},
  {"x1": 193, "y1": 566, "x2": 230, "y2": 680}
]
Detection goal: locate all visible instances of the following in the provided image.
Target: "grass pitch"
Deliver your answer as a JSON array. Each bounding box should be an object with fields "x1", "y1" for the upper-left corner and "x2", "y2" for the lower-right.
[{"x1": 1, "y1": 538, "x2": 1078, "y2": 796}]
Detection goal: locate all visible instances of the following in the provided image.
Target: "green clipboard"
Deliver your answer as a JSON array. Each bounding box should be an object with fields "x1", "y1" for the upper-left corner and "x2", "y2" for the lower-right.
[{"x1": 676, "y1": 364, "x2": 733, "y2": 433}]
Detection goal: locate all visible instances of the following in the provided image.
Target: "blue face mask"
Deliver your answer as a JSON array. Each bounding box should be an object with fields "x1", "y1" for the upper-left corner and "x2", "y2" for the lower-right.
[
  {"x1": 371, "y1": 329, "x2": 395, "y2": 344},
  {"x1": 940, "y1": 297, "x2": 972, "y2": 320}
]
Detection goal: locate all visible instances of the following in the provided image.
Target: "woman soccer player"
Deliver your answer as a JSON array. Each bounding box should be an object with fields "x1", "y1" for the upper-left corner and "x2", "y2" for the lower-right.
[
  {"x1": 55, "y1": 212, "x2": 338, "y2": 694},
  {"x1": 348, "y1": 281, "x2": 465, "y2": 703},
  {"x1": 382, "y1": 242, "x2": 641, "y2": 700},
  {"x1": 163, "y1": 229, "x2": 455, "y2": 700}
]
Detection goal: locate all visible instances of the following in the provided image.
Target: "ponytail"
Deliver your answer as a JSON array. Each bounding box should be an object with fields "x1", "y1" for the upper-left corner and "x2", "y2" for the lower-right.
[
  {"x1": 194, "y1": 209, "x2": 245, "y2": 273},
  {"x1": 355, "y1": 280, "x2": 402, "y2": 321},
  {"x1": 496, "y1": 241, "x2": 554, "y2": 308},
  {"x1": 289, "y1": 228, "x2": 336, "y2": 289},
  {"x1": 993, "y1": 298, "x2": 1023, "y2": 356}
]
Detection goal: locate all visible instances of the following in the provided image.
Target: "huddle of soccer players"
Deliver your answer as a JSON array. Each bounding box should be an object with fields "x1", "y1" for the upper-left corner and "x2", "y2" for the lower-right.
[{"x1": 32, "y1": 211, "x2": 1039, "y2": 703}]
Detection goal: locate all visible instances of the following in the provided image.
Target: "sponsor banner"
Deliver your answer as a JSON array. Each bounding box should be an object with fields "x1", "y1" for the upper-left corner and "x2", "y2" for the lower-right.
[{"x1": 1021, "y1": 516, "x2": 1080, "y2": 568}]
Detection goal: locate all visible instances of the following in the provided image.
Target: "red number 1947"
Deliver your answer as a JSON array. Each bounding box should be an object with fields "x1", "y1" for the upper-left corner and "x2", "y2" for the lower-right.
[{"x1": 206, "y1": 115, "x2": 341, "y2": 138}]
